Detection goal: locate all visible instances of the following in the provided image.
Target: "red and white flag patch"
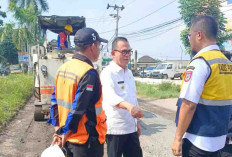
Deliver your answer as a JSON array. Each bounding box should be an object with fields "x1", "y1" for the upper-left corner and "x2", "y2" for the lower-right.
[
  {"x1": 86, "y1": 84, "x2": 93, "y2": 91},
  {"x1": 184, "y1": 71, "x2": 192, "y2": 82}
]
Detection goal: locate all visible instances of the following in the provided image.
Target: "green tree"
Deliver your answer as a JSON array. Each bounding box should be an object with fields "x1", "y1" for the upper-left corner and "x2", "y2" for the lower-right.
[
  {"x1": 5, "y1": 0, "x2": 49, "y2": 50},
  {"x1": 179, "y1": 0, "x2": 232, "y2": 54},
  {"x1": 0, "y1": 40, "x2": 18, "y2": 64},
  {"x1": 0, "y1": 24, "x2": 18, "y2": 64},
  {"x1": 0, "y1": 6, "x2": 7, "y2": 26}
]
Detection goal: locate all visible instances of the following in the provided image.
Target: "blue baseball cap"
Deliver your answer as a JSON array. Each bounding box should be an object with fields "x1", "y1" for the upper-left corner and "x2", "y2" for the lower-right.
[{"x1": 74, "y1": 28, "x2": 108, "y2": 46}]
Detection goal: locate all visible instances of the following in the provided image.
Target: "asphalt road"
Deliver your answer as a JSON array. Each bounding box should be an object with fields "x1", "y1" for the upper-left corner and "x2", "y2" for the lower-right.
[{"x1": 0, "y1": 97, "x2": 177, "y2": 157}]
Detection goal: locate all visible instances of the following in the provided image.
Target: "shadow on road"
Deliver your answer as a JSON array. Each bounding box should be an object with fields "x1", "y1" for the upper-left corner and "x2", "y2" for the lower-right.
[
  {"x1": 140, "y1": 110, "x2": 166, "y2": 136},
  {"x1": 140, "y1": 120, "x2": 166, "y2": 136}
]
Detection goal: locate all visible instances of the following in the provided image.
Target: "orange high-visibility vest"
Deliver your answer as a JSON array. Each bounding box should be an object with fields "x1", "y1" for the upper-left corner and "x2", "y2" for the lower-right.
[{"x1": 55, "y1": 58, "x2": 107, "y2": 144}]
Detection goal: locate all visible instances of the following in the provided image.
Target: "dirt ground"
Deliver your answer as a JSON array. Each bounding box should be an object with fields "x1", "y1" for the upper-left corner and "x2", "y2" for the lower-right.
[{"x1": 0, "y1": 97, "x2": 177, "y2": 157}]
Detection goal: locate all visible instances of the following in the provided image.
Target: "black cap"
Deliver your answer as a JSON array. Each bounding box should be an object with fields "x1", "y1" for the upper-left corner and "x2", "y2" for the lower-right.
[{"x1": 74, "y1": 28, "x2": 108, "y2": 46}]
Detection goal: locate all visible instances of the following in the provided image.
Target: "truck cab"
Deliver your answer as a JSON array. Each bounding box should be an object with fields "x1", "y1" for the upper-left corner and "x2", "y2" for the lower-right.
[{"x1": 33, "y1": 15, "x2": 86, "y2": 121}]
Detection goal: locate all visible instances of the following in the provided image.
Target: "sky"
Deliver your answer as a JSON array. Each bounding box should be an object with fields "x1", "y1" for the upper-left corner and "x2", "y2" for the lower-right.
[{"x1": 1, "y1": 0, "x2": 193, "y2": 61}]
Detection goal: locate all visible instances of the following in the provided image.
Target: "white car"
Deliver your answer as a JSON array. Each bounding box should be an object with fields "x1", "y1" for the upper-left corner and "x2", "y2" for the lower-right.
[{"x1": 152, "y1": 63, "x2": 184, "y2": 79}]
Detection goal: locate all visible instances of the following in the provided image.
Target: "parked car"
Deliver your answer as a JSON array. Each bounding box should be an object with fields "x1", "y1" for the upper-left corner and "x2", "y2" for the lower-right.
[
  {"x1": 152, "y1": 63, "x2": 185, "y2": 79},
  {"x1": 0, "y1": 67, "x2": 10, "y2": 76},
  {"x1": 139, "y1": 66, "x2": 156, "y2": 78}
]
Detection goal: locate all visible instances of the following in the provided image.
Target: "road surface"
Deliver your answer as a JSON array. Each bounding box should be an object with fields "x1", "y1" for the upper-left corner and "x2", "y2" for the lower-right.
[{"x1": 0, "y1": 97, "x2": 178, "y2": 157}]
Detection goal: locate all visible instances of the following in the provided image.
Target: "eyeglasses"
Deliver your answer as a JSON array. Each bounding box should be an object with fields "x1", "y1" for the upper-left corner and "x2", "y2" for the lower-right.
[{"x1": 114, "y1": 49, "x2": 133, "y2": 55}]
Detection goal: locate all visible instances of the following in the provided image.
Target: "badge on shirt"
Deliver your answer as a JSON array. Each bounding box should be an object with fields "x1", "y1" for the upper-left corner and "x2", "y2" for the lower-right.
[
  {"x1": 184, "y1": 71, "x2": 192, "y2": 82},
  {"x1": 86, "y1": 84, "x2": 93, "y2": 91},
  {"x1": 186, "y1": 66, "x2": 195, "y2": 71},
  {"x1": 121, "y1": 85, "x2": 124, "y2": 90}
]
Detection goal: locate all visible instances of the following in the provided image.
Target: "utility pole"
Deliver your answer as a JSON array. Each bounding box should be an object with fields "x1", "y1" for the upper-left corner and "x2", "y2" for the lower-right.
[
  {"x1": 107, "y1": 4, "x2": 125, "y2": 37},
  {"x1": 134, "y1": 50, "x2": 138, "y2": 74},
  {"x1": 180, "y1": 45, "x2": 183, "y2": 68}
]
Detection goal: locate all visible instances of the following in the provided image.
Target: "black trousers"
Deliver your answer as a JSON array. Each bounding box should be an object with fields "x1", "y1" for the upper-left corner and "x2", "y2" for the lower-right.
[
  {"x1": 66, "y1": 141, "x2": 104, "y2": 157},
  {"x1": 220, "y1": 144, "x2": 232, "y2": 157},
  {"x1": 182, "y1": 138, "x2": 221, "y2": 157},
  {"x1": 106, "y1": 132, "x2": 143, "y2": 157}
]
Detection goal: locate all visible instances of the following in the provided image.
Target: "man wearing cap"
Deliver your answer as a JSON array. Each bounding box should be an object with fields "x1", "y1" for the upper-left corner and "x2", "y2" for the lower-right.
[
  {"x1": 48, "y1": 27, "x2": 108, "y2": 157},
  {"x1": 57, "y1": 24, "x2": 73, "y2": 49}
]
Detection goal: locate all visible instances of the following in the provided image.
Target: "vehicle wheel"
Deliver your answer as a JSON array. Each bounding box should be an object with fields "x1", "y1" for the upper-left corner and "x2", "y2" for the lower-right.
[
  {"x1": 34, "y1": 106, "x2": 44, "y2": 121},
  {"x1": 163, "y1": 74, "x2": 168, "y2": 79},
  {"x1": 171, "y1": 77, "x2": 174, "y2": 80}
]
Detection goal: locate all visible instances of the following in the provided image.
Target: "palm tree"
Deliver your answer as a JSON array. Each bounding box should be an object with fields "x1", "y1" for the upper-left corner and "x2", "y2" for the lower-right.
[
  {"x1": 0, "y1": 6, "x2": 7, "y2": 26},
  {"x1": 6, "y1": 0, "x2": 49, "y2": 51},
  {"x1": 8, "y1": 0, "x2": 49, "y2": 13}
]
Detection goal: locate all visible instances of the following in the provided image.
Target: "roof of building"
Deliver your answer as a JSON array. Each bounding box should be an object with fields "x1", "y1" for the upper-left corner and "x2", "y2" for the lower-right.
[{"x1": 138, "y1": 55, "x2": 159, "y2": 63}]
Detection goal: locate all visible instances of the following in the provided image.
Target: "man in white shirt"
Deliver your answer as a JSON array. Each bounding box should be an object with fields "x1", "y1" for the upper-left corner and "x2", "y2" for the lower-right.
[
  {"x1": 100, "y1": 37, "x2": 144, "y2": 157},
  {"x1": 172, "y1": 15, "x2": 232, "y2": 157}
]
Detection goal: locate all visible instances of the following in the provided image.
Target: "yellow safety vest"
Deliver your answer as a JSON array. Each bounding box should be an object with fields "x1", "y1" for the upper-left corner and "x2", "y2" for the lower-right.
[{"x1": 176, "y1": 50, "x2": 232, "y2": 137}]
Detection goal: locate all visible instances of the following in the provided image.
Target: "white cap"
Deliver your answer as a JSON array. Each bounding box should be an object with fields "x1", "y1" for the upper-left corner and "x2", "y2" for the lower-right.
[{"x1": 41, "y1": 145, "x2": 65, "y2": 157}]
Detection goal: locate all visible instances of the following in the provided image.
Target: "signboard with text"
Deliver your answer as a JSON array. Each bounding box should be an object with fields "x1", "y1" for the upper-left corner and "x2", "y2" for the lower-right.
[{"x1": 18, "y1": 52, "x2": 29, "y2": 63}]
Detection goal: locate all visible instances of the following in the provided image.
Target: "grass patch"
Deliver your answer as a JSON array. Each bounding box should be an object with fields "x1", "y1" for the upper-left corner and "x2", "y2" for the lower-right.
[
  {"x1": 136, "y1": 81, "x2": 180, "y2": 99},
  {"x1": 0, "y1": 74, "x2": 33, "y2": 126}
]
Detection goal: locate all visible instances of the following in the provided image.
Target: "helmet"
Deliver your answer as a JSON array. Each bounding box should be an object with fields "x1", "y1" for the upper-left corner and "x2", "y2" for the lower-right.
[
  {"x1": 41, "y1": 145, "x2": 65, "y2": 157},
  {"x1": 65, "y1": 25, "x2": 73, "y2": 33}
]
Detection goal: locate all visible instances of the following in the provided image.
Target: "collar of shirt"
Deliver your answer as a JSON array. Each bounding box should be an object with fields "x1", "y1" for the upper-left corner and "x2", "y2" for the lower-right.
[
  {"x1": 72, "y1": 53, "x2": 94, "y2": 67},
  {"x1": 109, "y1": 61, "x2": 128, "y2": 73},
  {"x1": 193, "y1": 45, "x2": 220, "y2": 59}
]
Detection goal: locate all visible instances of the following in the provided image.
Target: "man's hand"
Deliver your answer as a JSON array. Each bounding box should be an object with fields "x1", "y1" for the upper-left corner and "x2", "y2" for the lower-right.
[
  {"x1": 171, "y1": 138, "x2": 182, "y2": 156},
  {"x1": 61, "y1": 131, "x2": 71, "y2": 147},
  {"x1": 137, "y1": 121, "x2": 141, "y2": 136},
  {"x1": 51, "y1": 134, "x2": 62, "y2": 146},
  {"x1": 129, "y1": 106, "x2": 144, "y2": 118},
  {"x1": 117, "y1": 101, "x2": 144, "y2": 118}
]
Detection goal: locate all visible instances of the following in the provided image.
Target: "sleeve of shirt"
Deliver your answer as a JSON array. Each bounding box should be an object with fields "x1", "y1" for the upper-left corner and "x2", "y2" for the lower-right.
[
  {"x1": 100, "y1": 69, "x2": 124, "y2": 107},
  {"x1": 180, "y1": 58, "x2": 210, "y2": 104},
  {"x1": 47, "y1": 87, "x2": 59, "y2": 126},
  {"x1": 57, "y1": 69, "x2": 99, "y2": 135}
]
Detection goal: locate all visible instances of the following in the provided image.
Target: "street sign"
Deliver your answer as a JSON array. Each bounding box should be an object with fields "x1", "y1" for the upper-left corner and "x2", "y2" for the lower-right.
[{"x1": 18, "y1": 52, "x2": 29, "y2": 63}]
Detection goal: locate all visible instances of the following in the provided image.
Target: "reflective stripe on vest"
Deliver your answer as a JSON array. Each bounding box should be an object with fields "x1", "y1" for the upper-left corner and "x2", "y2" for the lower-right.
[{"x1": 57, "y1": 98, "x2": 102, "y2": 115}]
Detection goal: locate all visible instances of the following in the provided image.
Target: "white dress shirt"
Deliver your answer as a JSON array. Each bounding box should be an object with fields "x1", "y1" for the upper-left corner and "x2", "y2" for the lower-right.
[
  {"x1": 100, "y1": 61, "x2": 138, "y2": 135},
  {"x1": 180, "y1": 45, "x2": 226, "y2": 152}
]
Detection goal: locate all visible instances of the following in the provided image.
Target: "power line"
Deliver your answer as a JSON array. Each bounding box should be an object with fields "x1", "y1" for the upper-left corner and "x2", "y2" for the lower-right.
[
  {"x1": 129, "y1": 23, "x2": 184, "y2": 42},
  {"x1": 102, "y1": 33, "x2": 116, "y2": 51},
  {"x1": 124, "y1": 22, "x2": 184, "y2": 39},
  {"x1": 124, "y1": 0, "x2": 137, "y2": 7},
  {"x1": 99, "y1": 0, "x2": 177, "y2": 34},
  {"x1": 119, "y1": 0, "x2": 177, "y2": 29},
  {"x1": 119, "y1": 18, "x2": 182, "y2": 37}
]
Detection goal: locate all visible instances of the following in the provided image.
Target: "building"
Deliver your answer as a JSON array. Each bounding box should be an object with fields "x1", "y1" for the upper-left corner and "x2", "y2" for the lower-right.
[{"x1": 137, "y1": 55, "x2": 160, "y2": 69}]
